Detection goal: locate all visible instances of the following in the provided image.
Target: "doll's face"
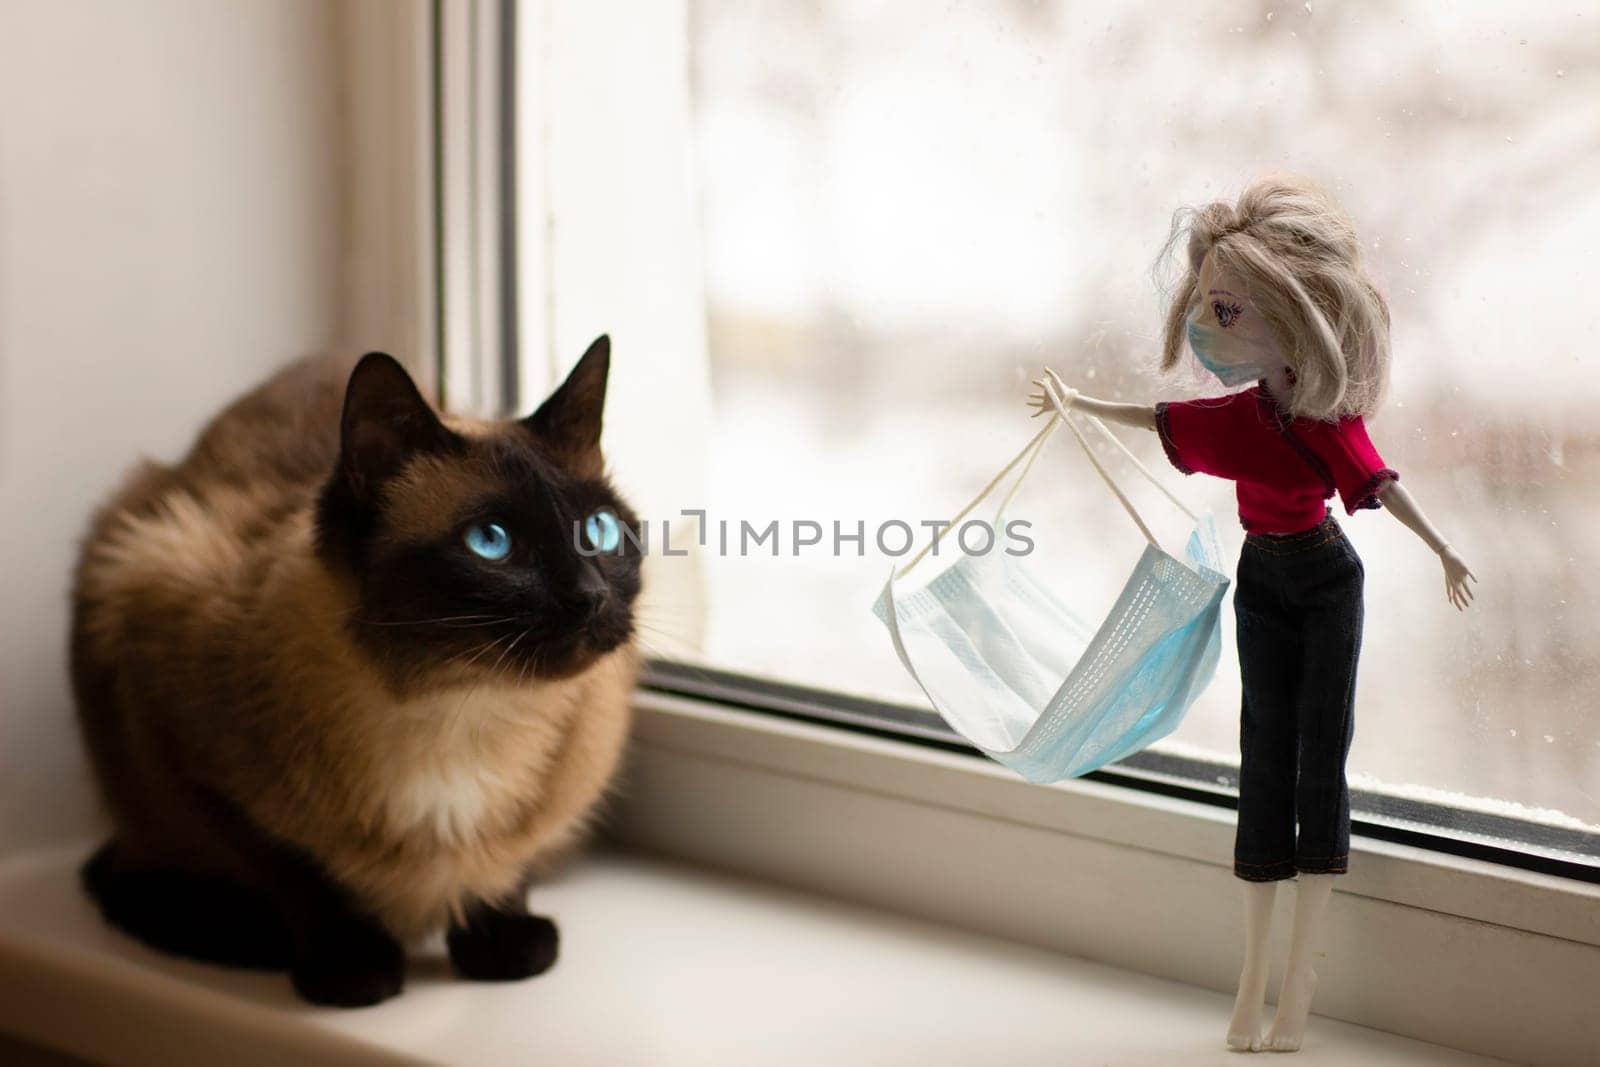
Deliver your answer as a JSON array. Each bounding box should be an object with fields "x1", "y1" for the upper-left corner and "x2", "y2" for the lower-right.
[{"x1": 1187, "y1": 250, "x2": 1288, "y2": 385}]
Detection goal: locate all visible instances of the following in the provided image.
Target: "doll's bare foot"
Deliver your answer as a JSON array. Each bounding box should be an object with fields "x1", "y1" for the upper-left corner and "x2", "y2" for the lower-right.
[
  {"x1": 1264, "y1": 967, "x2": 1318, "y2": 1052},
  {"x1": 1227, "y1": 880, "x2": 1277, "y2": 1051},
  {"x1": 1226, "y1": 964, "x2": 1268, "y2": 1051}
]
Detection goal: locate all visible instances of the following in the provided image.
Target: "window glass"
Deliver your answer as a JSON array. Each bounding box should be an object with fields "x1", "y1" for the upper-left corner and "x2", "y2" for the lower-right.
[{"x1": 673, "y1": 1, "x2": 1600, "y2": 851}]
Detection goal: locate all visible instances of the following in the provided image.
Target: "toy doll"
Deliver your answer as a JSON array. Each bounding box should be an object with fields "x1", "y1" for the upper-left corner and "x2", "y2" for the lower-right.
[{"x1": 1027, "y1": 175, "x2": 1476, "y2": 1052}]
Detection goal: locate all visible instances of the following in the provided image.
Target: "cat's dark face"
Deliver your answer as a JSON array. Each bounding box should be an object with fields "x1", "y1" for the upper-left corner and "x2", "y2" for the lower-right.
[{"x1": 316, "y1": 337, "x2": 641, "y2": 686}]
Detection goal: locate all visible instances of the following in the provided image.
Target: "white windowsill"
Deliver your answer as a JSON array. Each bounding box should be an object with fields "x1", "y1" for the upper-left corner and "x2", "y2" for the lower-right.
[
  {"x1": 606, "y1": 690, "x2": 1600, "y2": 1066},
  {"x1": 0, "y1": 690, "x2": 1594, "y2": 1065},
  {"x1": 0, "y1": 844, "x2": 1506, "y2": 1066}
]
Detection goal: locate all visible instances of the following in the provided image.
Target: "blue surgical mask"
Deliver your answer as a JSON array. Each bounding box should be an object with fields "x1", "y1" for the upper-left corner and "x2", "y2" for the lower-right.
[
  {"x1": 1186, "y1": 297, "x2": 1283, "y2": 387},
  {"x1": 871, "y1": 410, "x2": 1231, "y2": 783},
  {"x1": 1188, "y1": 326, "x2": 1268, "y2": 386},
  {"x1": 874, "y1": 519, "x2": 1229, "y2": 781}
]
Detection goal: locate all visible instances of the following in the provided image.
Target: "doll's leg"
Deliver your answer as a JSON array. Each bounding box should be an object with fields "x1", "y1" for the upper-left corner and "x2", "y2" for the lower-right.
[
  {"x1": 1228, "y1": 553, "x2": 1300, "y2": 1050},
  {"x1": 1266, "y1": 540, "x2": 1363, "y2": 1051},
  {"x1": 1227, "y1": 880, "x2": 1278, "y2": 1051},
  {"x1": 1265, "y1": 873, "x2": 1334, "y2": 1052}
]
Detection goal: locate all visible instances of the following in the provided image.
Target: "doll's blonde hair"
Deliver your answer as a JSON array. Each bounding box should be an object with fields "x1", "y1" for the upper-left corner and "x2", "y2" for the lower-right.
[{"x1": 1158, "y1": 175, "x2": 1390, "y2": 420}]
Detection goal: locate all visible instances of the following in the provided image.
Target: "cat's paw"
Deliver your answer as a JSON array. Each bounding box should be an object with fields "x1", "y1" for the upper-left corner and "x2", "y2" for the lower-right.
[
  {"x1": 82, "y1": 842, "x2": 293, "y2": 970},
  {"x1": 447, "y1": 912, "x2": 560, "y2": 982},
  {"x1": 290, "y1": 924, "x2": 406, "y2": 1007}
]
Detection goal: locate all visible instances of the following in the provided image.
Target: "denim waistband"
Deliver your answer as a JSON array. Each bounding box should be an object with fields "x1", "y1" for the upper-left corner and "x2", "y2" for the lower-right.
[{"x1": 1243, "y1": 514, "x2": 1346, "y2": 556}]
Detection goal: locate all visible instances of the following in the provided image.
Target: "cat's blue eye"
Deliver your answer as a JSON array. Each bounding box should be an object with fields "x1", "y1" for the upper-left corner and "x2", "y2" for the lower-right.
[
  {"x1": 585, "y1": 509, "x2": 620, "y2": 553},
  {"x1": 464, "y1": 521, "x2": 512, "y2": 561}
]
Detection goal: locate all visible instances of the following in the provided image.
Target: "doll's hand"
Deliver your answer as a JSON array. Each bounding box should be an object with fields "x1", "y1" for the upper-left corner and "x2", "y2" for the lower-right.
[
  {"x1": 1440, "y1": 546, "x2": 1477, "y2": 611},
  {"x1": 1028, "y1": 368, "x2": 1078, "y2": 417}
]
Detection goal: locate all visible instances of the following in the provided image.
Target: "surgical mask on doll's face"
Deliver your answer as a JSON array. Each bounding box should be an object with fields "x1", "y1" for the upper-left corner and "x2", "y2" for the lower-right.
[{"x1": 1185, "y1": 287, "x2": 1287, "y2": 388}]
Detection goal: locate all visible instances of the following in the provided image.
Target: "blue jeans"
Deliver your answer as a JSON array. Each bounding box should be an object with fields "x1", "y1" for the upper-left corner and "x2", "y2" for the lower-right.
[{"x1": 1233, "y1": 514, "x2": 1364, "y2": 882}]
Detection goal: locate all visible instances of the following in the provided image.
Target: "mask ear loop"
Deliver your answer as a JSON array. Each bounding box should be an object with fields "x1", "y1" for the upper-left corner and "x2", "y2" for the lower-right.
[
  {"x1": 1080, "y1": 412, "x2": 1199, "y2": 522},
  {"x1": 993, "y1": 415, "x2": 1059, "y2": 523},
  {"x1": 894, "y1": 376, "x2": 1204, "y2": 582},
  {"x1": 893, "y1": 413, "x2": 1060, "y2": 580},
  {"x1": 1035, "y1": 367, "x2": 1199, "y2": 523},
  {"x1": 1039, "y1": 377, "x2": 1161, "y2": 549}
]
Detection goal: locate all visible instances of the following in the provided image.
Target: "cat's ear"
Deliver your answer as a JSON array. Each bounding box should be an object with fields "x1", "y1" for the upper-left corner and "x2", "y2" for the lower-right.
[
  {"x1": 338, "y1": 353, "x2": 457, "y2": 499},
  {"x1": 523, "y1": 335, "x2": 610, "y2": 461}
]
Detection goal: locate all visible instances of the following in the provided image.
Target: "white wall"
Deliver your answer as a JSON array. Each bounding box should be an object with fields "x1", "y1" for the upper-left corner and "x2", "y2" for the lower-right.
[{"x1": 0, "y1": 1, "x2": 346, "y2": 852}]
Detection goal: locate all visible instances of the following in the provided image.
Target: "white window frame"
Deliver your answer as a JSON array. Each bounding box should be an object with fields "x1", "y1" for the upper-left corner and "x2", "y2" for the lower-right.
[
  {"x1": 340, "y1": 0, "x2": 439, "y2": 395},
  {"x1": 446, "y1": 5, "x2": 1600, "y2": 1062}
]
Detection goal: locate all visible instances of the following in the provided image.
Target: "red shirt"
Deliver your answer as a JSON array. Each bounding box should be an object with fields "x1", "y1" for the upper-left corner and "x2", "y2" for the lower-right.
[{"x1": 1155, "y1": 386, "x2": 1398, "y2": 534}]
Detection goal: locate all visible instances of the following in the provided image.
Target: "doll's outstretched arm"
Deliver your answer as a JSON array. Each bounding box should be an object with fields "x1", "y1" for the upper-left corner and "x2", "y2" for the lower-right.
[
  {"x1": 1026, "y1": 367, "x2": 1157, "y2": 431},
  {"x1": 1376, "y1": 480, "x2": 1477, "y2": 611}
]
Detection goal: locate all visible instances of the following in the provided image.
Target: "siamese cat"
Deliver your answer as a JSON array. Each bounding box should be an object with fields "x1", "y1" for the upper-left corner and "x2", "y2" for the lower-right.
[{"x1": 71, "y1": 337, "x2": 640, "y2": 1006}]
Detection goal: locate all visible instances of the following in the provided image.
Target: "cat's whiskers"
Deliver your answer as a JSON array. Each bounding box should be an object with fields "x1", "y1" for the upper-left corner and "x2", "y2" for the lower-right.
[
  {"x1": 625, "y1": 630, "x2": 745, "y2": 695},
  {"x1": 355, "y1": 613, "x2": 513, "y2": 629},
  {"x1": 630, "y1": 621, "x2": 693, "y2": 651},
  {"x1": 632, "y1": 621, "x2": 678, "y2": 636},
  {"x1": 488, "y1": 629, "x2": 530, "y2": 677},
  {"x1": 633, "y1": 607, "x2": 699, "y2": 626},
  {"x1": 452, "y1": 627, "x2": 537, "y2": 750},
  {"x1": 449, "y1": 631, "x2": 517, "y2": 675},
  {"x1": 434, "y1": 630, "x2": 522, "y2": 746},
  {"x1": 293, "y1": 602, "x2": 517, "y2": 631},
  {"x1": 628, "y1": 634, "x2": 679, "y2": 662}
]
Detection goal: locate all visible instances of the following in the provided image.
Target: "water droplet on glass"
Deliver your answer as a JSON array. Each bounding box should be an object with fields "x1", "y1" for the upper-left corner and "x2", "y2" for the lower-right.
[
  {"x1": 1509, "y1": 729, "x2": 1518, "y2": 737},
  {"x1": 1556, "y1": 69, "x2": 1565, "y2": 78},
  {"x1": 1543, "y1": 735, "x2": 1554, "y2": 743}
]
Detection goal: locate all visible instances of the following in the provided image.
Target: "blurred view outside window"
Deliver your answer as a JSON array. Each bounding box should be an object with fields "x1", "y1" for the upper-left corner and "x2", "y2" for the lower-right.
[{"x1": 671, "y1": 0, "x2": 1599, "y2": 851}]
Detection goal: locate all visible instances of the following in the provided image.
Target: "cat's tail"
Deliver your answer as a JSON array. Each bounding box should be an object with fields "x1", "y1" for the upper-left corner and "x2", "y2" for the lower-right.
[{"x1": 82, "y1": 840, "x2": 293, "y2": 970}]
